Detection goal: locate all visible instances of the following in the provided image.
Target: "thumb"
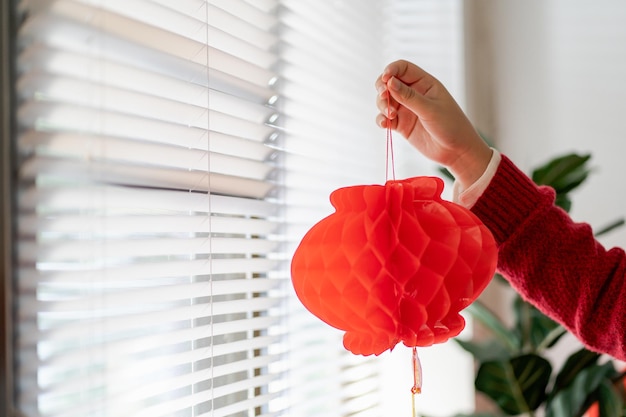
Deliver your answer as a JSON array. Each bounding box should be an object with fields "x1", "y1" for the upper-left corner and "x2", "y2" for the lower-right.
[{"x1": 387, "y1": 76, "x2": 431, "y2": 116}]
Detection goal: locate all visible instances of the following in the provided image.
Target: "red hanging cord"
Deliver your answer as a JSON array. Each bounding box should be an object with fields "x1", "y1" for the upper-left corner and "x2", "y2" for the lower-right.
[
  {"x1": 386, "y1": 90, "x2": 396, "y2": 181},
  {"x1": 384, "y1": 81, "x2": 420, "y2": 415},
  {"x1": 385, "y1": 87, "x2": 419, "y2": 416},
  {"x1": 411, "y1": 346, "x2": 422, "y2": 416}
]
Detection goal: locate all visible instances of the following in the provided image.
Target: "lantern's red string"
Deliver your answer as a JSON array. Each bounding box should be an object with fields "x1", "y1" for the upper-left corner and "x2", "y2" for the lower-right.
[
  {"x1": 386, "y1": 85, "x2": 417, "y2": 416},
  {"x1": 386, "y1": 90, "x2": 396, "y2": 181},
  {"x1": 411, "y1": 346, "x2": 422, "y2": 416}
]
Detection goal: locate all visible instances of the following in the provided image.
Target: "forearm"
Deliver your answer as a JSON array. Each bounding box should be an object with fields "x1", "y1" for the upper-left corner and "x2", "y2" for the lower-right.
[{"x1": 470, "y1": 155, "x2": 626, "y2": 360}]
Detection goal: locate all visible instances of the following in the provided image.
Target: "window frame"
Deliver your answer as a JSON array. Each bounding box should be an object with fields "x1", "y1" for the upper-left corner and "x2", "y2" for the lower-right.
[{"x1": 1, "y1": 0, "x2": 18, "y2": 415}]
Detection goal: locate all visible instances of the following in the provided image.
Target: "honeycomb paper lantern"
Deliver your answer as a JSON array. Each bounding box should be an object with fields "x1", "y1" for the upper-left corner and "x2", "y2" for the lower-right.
[{"x1": 291, "y1": 176, "x2": 498, "y2": 356}]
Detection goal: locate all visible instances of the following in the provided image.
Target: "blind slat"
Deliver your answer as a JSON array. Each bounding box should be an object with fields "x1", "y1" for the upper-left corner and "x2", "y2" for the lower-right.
[
  {"x1": 20, "y1": 236, "x2": 279, "y2": 263},
  {"x1": 20, "y1": 9, "x2": 278, "y2": 87},
  {"x1": 27, "y1": 0, "x2": 278, "y2": 70},
  {"x1": 21, "y1": 335, "x2": 282, "y2": 377},
  {"x1": 69, "y1": 0, "x2": 279, "y2": 56},
  {"x1": 20, "y1": 186, "x2": 279, "y2": 216},
  {"x1": 20, "y1": 44, "x2": 277, "y2": 101},
  {"x1": 18, "y1": 77, "x2": 277, "y2": 130},
  {"x1": 18, "y1": 102, "x2": 276, "y2": 153},
  {"x1": 18, "y1": 259, "x2": 280, "y2": 289},
  {"x1": 19, "y1": 316, "x2": 282, "y2": 354},
  {"x1": 18, "y1": 102, "x2": 277, "y2": 143},
  {"x1": 20, "y1": 158, "x2": 275, "y2": 198},
  {"x1": 133, "y1": 375, "x2": 282, "y2": 417},
  {"x1": 208, "y1": 0, "x2": 278, "y2": 31},
  {"x1": 37, "y1": 354, "x2": 279, "y2": 400},
  {"x1": 17, "y1": 66, "x2": 277, "y2": 116},
  {"x1": 29, "y1": 365, "x2": 281, "y2": 417},
  {"x1": 19, "y1": 214, "x2": 278, "y2": 236},
  {"x1": 20, "y1": 280, "x2": 282, "y2": 315},
  {"x1": 19, "y1": 133, "x2": 274, "y2": 176}
]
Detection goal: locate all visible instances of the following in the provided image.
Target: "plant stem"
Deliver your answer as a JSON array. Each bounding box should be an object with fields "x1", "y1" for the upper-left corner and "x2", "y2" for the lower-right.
[{"x1": 536, "y1": 325, "x2": 567, "y2": 352}]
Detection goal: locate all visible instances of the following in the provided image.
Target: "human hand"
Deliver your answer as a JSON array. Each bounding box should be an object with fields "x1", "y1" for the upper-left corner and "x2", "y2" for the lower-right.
[{"x1": 375, "y1": 60, "x2": 492, "y2": 190}]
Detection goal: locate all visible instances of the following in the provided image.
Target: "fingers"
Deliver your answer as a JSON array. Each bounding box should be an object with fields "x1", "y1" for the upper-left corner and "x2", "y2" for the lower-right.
[
  {"x1": 375, "y1": 113, "x2": 386, "y2": 128},
  {"x1": 375, "y1": 88, "x2": 396, "y2": 118},
  {"x1": 375, "y1": 112, "x2": 396, "y2": 129},
  {"x1": 375, "y1": 74, "x2": 398, "y2": 127},
  {"x1": 381, "y1": 59, "x2": 431, "y2": 86},
  {"x1": 375, "y1": 60, "x2": 439, "y2": 130},
  {"x1": 386, "y1": 76, "x2": 432, "y2": 121},
  {"x1": 374, "y1": 80, "x2": 396, "y2": 129}
]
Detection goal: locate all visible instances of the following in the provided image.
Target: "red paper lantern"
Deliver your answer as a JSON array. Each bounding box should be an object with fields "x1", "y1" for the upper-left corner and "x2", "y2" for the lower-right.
[{"x1": 291, "y1": 176, "x2": 498, "y2": 356}]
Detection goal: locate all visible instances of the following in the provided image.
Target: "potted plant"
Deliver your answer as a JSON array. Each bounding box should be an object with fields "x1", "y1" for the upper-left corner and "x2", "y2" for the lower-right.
[{"x1": 439, "y1": 153, "x2": 626, "y2": 417}]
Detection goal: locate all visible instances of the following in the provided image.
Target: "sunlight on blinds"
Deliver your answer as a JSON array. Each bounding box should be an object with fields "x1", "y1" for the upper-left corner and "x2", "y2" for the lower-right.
[
  {"x1": 12, "y1": 0, "x2": 470, "y2": 416},
  {"x1": 279, "y1": 1, "x2": 386, "y2": 416},
  {"x1": 16, "y1": 0, "x2": 285, "y2": 416}
]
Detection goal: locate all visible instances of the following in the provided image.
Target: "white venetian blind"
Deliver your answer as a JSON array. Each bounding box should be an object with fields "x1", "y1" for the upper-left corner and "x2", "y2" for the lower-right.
[
  {"x1": 381, "y1": 1, "x2": 479, "y2": 416},
  {"x1": 11, "y1": 0, "x2": 467, "y2": 416},
  {"x1": 279, "y1": 1, "x2": 387, "y2": 416},
  {"x1": 15, "y1": 1, "x2": 286, "y2": 416}
]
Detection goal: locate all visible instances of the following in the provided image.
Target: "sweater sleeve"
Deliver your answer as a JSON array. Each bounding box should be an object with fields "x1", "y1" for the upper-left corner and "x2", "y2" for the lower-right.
[{"x1": 470, "y1": 154, "x2": 626, "y2": 360}]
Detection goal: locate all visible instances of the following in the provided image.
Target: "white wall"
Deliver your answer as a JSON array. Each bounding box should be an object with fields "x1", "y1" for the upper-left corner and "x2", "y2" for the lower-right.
[
  {"x1": 464, "y1": 0, "x2": 626, "y2": 396},
  {"x1": 467, "y1": 0, "x2": 626, "y2": 249}
]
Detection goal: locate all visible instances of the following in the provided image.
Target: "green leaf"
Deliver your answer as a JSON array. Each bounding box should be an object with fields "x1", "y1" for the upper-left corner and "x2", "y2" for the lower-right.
[
  {"x1": 552, "y1": 348, "x2": 601, "y2": 396},
  {"x1": 554, "y1": 194, "x2": 572, "y2": 212},
  {"x1": 438, "y1": 166, "x2": 455, "y2": 182},
  {"x1": 546, "y1": 362, "x2": 617, "y2": 417},
  {"x1": 530, "y1": 153, "x2": 586, "y2": 185},
  {"x1": 553, "y1": 165, "x2": 591, "y2": 194},
  {"x1": 535, "y1": 325, "x2": 568, "y2": 352},
  {"x1": 425, "y1": 413, "x2": 503, "y2": 417},
  {"x1": 531, "y1": 153, "x2": 592, "y2": 194},
  {"x1": 465, "y1": 301, "x2": 520, "y2": 352},
  {"x1": 475, "y1": 354, "x2": 552, "y2": 415},
  {"x1": 443, "y1": 414, "x2": 503, "y2": 417},
  {"x1": 513, "y1": 296, "x2": 563, "y2": 352},
  {"x1": 595, "y1": 379, "x2": 622, "y2": 417},
  {"x1": 455, "y1": 338, "x2": 512, "y2": 362},
  {"x1": 595, "y1": 218, "x2": 625, "y2": 237}
]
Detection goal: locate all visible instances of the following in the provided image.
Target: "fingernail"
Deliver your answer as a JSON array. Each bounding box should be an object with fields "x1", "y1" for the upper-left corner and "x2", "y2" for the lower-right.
[
  {"x1": 384, "y1": 106, "x2": 396, "y2": 118},
  {"x1": 376, "y1": 83, "x2": 386, "y2": 94},
  {"x1": 388, "y1": 77, "x2": 401, "y2": 91}
]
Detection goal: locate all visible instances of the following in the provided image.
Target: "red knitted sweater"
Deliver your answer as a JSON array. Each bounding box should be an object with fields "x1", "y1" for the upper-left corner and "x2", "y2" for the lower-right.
[{"x1": 470, "y1": 154, "x2": 626, "y2": 360}]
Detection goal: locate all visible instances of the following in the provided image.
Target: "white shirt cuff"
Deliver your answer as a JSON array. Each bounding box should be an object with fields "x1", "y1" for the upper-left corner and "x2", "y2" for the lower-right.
[{"x1": 452, "y1": 148, "x2": 501, "y2": 209}]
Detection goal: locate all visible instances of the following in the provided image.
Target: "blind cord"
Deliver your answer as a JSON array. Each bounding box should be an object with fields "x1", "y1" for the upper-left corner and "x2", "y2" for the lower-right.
[{"x1": 205, "y1": 3, "x2": 214, "y2": 416}]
